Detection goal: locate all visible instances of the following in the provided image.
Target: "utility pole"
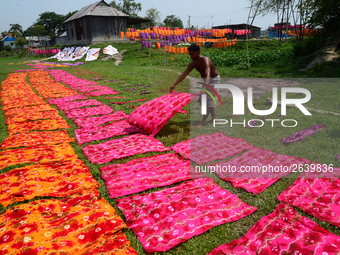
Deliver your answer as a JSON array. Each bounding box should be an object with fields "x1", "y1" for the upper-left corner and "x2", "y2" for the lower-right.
[{"x1": 188, "y1": 15, "x2": 191, "y2": 29}]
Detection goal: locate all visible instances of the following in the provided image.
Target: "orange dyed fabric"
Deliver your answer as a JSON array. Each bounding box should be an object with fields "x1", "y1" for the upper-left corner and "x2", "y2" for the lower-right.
[
  {"x1": 1, "y1": 130, "x2": 74, "y2": 149},
  {"x1": 4, "y1": 105, "x2": 55, "y2": 117},
  {"x1": 0, "y1": 190, "x2": 137, "y2": 255},
  {"x1": 0, "y1": 143, "x2": 78, "y2": 170},
  {"x1": 5, "y1": 110, "x2": 63, "y2": 124},
  {"x1": 0, "y1": 159, "x2": 100, "y2": 207},
  {"x1": 1, "y1": 98, "x2": 46, "y2": 111},
  {"x1": 7, "y1": 119, "x2": 71, "y2": 136}
]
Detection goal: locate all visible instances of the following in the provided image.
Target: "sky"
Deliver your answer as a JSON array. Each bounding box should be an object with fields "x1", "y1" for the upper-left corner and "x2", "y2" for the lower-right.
[{"x1": 0, "y1": 0, "x2": 278, "y2": 33}]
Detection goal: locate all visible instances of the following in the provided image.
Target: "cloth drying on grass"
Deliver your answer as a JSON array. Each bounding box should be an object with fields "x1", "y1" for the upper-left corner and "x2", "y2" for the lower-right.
[
  {"x1": 104, "y1": 96, "x2": 126, "y2": 99},
  {"x1": 0, "y1": 190, "x2": 137, "y2": 255},
  {"x1": 0, "y1": 159, "x2": 100, "y2": 207},
  {"x1": 0, "y1": 143, "x2": 78, "y2": 170},
  {"x1": 47, "y1": 94, "x2": 89, "y2": 104},
  {"x1": 73, "y1": 111, "x2": 129, "y2": 129},
  {"x1": 64, "y1": 105, "x2": 114, "y2": 119},
  {"x1": 75, "y1": 120, "x2": 144, "y2": 145},
  {"x1": 4, "y1": 104, "x2": 55, "y2": 117},
  {"x1": 280, "y1": 123, "x2": 326, "y2": 145},
  {"x1": 208, "y1": 203, "x2": 340, "y2": 255},
  {"x1": 111, "y1": 99, "x2": 148, "y2": 105},
  {"x1": 54, "y1": 99, "x2": 103, "y2": 111},
  {"x1": 1, "y1": 98, "x2": 46, "y2": 111},
  {"x1": 100, "y1": 153, "x2": 203, "y2": 198},
  {"x1": 127, "y1": 92, "x2": 193, "y2": 136},
  {"x1": 213, "y1": 147, "x2": 310, "y2": 194},
  {"x1": 84, "y1": 88, "x2": 120, "y2": 96},
  {"x1": 0, "y1": 130, "x2": 74, "y2": 149},
  {"x1": 48, "y1": 69, "x2": 98, "y2": 88},
  {"x1": 7, "y1": 119, "x2": 71, "y2": 136},
  {"x1": 278, "y1": 162, "x2": 340, "y2": 228},
  {"x1": 82, "y1": 134, "x2": 170, "y2": 164},
  {"x1": 174, "y1": 132, "x2": 253, "y2": 165},
  {"x1": 116, "y1": 178, "x2": 256, "y2": 253},
  {"x1": 5, "y1": 110, "x2": 63, "y2": 124},
  {"x1": 75, "y1": 85, "x2": 110, "y2": 93}
]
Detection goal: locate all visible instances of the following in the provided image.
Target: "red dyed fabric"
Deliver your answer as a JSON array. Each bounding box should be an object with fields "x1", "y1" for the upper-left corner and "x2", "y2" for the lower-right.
[
  {"x1": 127, "y1": 92, "x2": 192, "y2": 136},
  {"x1": 208, "y1": 203, "x2": 340, "y2": 255},
  {"x1": 54, "y1": 99, "x2": 103, "y2": 111},
  {"x1": 278, "y1": 162, "x2": 340, "y2": 228},
  {"x1": 4, "y1": 105, "x2": 55, "y2": 117},
  {"x1": 101, "y1": 153, "x2": 203, "y2": 198},
  {"x1": 64, "y1": 105, "x2": 114, "y2": 119},
  {"x1": 82, "y1": 134, "x2": 170, "y2": 164},
  {"x1": 171, "y1": 139, "x2": 190, "y2": 159},
  {"x1": 47, "y1": 94, "x2": 89, "y2": 104},
  {"x1": 116, "y1": 178, "x2": 256, "y2": 253},
  {"x1": 73, "y1": 111, "x2": 129, "y2": 129},
  {"x1": 75, "y1": 120, "x2": 144, "y2": 145},
  {"x1": 0, "y1": 130, "x2": 74, "y2": 149},
  {"x1": 214, "y1": 147, "x2": 309, "y2": 194},
  {"x1": 189, "y1": 132, "x2": 253, "y2": 165}
]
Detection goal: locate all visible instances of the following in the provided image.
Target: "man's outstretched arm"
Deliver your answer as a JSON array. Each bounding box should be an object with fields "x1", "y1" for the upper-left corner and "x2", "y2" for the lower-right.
[{"x1": 169, "y1": 64, "x2": 194, "y2": 92}]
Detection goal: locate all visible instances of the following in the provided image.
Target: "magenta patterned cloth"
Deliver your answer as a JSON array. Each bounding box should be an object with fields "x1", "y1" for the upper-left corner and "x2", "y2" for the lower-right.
[
  {"x1": 101, "y1": 153, "x2": 204, "y2": 198},
  {"x1": 171, "y1": 139, "x2": 190, "y2": 159},
  {"x1": 84, "y1": 89, "x2": 119, "y2": 96},
  {"x1": 116, "y1": 178, "x2": 256, "y2": 253},
  {"x1": 280, "y1": 123, "x2": 326, "y2": 145},
  {"x1": 54, "y1": 99, "x2": 103, "y2": 111},
  {"x1": 208, "y1": 203, "x2": 340, "y2": 255},
  {"x1": 213, "y1": 147, "x2": 310, "y2": 194},
  {"x1": 73, "y1": 111, "x2": 129, "y2": 129},
  {"x1": 47, "y1": 94, "x2": 88, "y2": 104},
  {"x1": 82, "y1": 134, "x2": 171, "y2": 164},
  {"x1": 189, "y1": 132, "x2": 253, "y2": 165},
  {"x1": 48, "y1": 69, "x2": 98, "y2": 89},
  {"x1": 278, "y1": 162, "x2": 340, "y2": 228},
  {"x1": 127, "y1": 92, "x2": 192, "y2": 136},
  {"x1": 64, "y1": 105, "x2": 114, "y2": 119},
  {"x1": 75, "y1": 85, "x2": 110, "y2": 93},
  {"x1": 75, "y1": 120, "x2": 144, "y2": 145}
]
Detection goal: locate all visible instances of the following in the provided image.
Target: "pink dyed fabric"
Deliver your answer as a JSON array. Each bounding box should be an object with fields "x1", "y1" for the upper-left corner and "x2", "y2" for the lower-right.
[
  {"x1": 280, "y1": 123, "x2": 326, "y2": 145},
  {"x1": 75, "y1": 120, "x2": 144, "y2": 145},
  {"x1": 111, "y1": 99, "x2": 147, "y2": 105},
  {"x1": 213, "y1": 147, "x2": 310, "y2": 194},
  {"x1": 171, "y1": 139, "x2": 190, "y2": 159},
  {"x1": 208, "y1": 203, "x2": 340, "y2": 255},
  {"x1": 190, "y1": 132, "x2": 253, "y2": 165},
  {"x1": 278, "y1": 162, "x2": 340, "y2": 228},
  {"x1": 64, "y1": 105, "x2": 113, "y2": 119},
  {"x1": 116, "y1": 178, "x2": 257, "y2": 253},
  {"x1": 101, "y1": 153, "x2": 203, "y2": 198},
  {"x1": 127, "y1": 92, "x2": 192, "y2": 136},
  {"x1": 47, "y1": 94, "x2": 88, "y2": 104},
  {"x1": 48, "y1": 69, "x2": 98, "y2": 89},
  {"x1": 54, "y1": 99, "x2": 103, "y2": 111},
  {"x1": 84, "y1": 89, "x2": 119, "y2": 96},
  {"x1": 73, "y1": 111, "x2": 129, "y2": 128},
  {"x1": 75, "y1": 85, "x2": 110, "y2": 93},
  {"x1": 82, "y1": 134, "x2": 171, "y2": 164}
]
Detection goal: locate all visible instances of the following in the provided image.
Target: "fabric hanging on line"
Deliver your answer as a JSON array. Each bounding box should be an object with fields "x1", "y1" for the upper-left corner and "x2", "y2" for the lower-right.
[
  {"x1": 73, "y1": 111, "x2": 129, "y2": 129},
  {"x1": 208, "y1": 203, "x2": 340, "y2": 255},
  {"x1": 280, "y1": 123, "x2": 326, "y2": 145},
  {"x1": 82, "y1": 134, "x2": 171, "y2": 164},
  {"x1": 100, "y1": 153, "x2": 204, "y2": 198},
  {"x1": 54, "y1": 99, "x2": 103, "y2": 111},
  {"x1": 0, "y1": 159, "x2": 100, "y2": 207},
  {"x1": 64, "y1": 105, "x2": 114, "y2": 119},
  {"x1": 85, "y1": 48, "x2": 100, "y2": 61},
  {"x1": 75, "y1": 120, "x2": 144, "y2": 145},
  {"x1": 116, "y1": 178, "x2": 257, "y2": 253},
  {"x1": 5, "y1": 110, "x2": 63, "y2": 124},
  {"x1": 214, "y1": 147, "x2": 310, "y2": 194},
  {"x1": 278, "y1": 162, "x2": 340, "y2": 228},
  {"x1": 0, "y1": 130, "x2": 74, "y2": 149},
  {"x1": 0, "y1": 143, "x2": 78, "y2": 170},
  {"x1": 0, "y1": 190, "x2": 138, "y2": 255}
]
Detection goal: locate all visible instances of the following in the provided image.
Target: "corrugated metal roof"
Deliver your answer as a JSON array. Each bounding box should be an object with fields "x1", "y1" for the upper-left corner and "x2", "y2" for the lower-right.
[{"x1": 64, "y1": 0, "x2": 129, "y2": 23}]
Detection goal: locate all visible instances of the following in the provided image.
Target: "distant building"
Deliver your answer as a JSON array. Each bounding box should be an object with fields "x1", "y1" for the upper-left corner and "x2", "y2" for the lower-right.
[
  {"x1": 25, "y1": 36, "x2": 51, "y2": 48},
  {"x1": 213, "y1": 24, "x2": 261, "y2": 39},
  {"x1": 1, "y1": 35, "x2": 16, "y2": 49}
]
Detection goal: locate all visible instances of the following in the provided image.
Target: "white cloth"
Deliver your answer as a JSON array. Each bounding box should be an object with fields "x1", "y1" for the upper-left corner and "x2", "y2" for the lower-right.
[
  {"x1": 103, "y1": 45, "x2": 119, "y2": 55},
  {"x1": 85, "y1": 48, "x2": 100, "y2": 61},
  {"x1": 71, "y1": 46, "x2": 89, "y2": 61}
]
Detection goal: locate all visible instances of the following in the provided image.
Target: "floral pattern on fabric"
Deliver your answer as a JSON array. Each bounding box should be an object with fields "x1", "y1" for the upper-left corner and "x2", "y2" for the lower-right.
[
  {"x1": 75, "y1": 120, "x2": 144, "y2": 145},
  {"x1": 208, "y1": 203, "x2": 340, "y2": 255},
  {"x1": 0, "y1": 130, "x2": 74, "y2": 149},
  {"x1": 64, "y1": 105, "x2": 114, "y2": 119},
  {"x1": 0, "y1": 143, "x2": 78, "y2": 170},
  {"x1": 0, "y1": 190, "x2": 137, "y2": 255},
  {"x1": 54, "y1": 99, "x2": 103, "y2": 111},
  {"x1": 73, "y1": 111, "x2": 129, "y2": 129},
  {"x1": 127, "y1": 92, "x2": 192, "y2": 136},
  {"x1": 7, "y1": 119, "x2": 71, "y2": 136},
  {"x1": 101, "y1": 153, "x2": 204, "y2": 198},
  {"x1": 5, "y1": 110, "x2": 63, "y2": 124},
  {"x1": 82, "y1": 134, "x2": 171, "y2": 164},
  {"x1": 4, "y1": 105, "x2": 55, "y2": 118},
  {"x1": 117, "y1": 178, "x2": 256, "y2": 253},
  {"x1": 213, "y1": 147, "x2": 310, "y2": 194},
  {"x1": 278, "y1": 162, "x2": 340, "y2": 228},
  {"x1": 0, "y1": 159, "x2": 100, "y2": 207}
]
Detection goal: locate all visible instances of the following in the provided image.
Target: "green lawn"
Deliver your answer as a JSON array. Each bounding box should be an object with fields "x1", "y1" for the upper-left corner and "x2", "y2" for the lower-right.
[{"x1": 0, "y1": 40, "x2": 339, "y2": 255}]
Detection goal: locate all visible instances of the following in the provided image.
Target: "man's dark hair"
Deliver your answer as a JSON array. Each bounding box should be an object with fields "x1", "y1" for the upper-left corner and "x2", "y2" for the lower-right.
[{"x1": 188, "y1": 44, "x2": 200, "y2": 52}]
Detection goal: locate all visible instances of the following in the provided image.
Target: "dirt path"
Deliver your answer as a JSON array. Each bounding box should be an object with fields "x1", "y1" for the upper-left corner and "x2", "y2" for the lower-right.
[{"x1": 101, "y1": 50, "x2": 127, "y2": 66}]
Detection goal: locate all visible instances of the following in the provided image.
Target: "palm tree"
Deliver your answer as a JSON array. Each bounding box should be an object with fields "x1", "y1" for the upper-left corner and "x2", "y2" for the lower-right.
[{"x1": 9, "y1": 24, "x2": 23, "y2": 37}]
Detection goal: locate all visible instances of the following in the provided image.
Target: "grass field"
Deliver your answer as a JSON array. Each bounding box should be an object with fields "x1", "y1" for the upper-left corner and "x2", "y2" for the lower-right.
[{"x1": 0, "y1": 39, "x2": 339, "y2": 254}]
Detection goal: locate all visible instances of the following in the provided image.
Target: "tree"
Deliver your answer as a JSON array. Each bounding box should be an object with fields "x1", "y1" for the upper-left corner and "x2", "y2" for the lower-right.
[
  {"x1": 109, "y1": 0, "x2": 141, "y2": 17},
  {"x1": 33, "y1": 24, "x2": 46, "y2": 41},
  {"x1": 14, "y1": 38, "x2": 28, "y2": 49},
  {"x1": 145, "y1": 8, "x2": 161, "y2": 27},
  {"x1": 36, "y1": 11, "x2": 64, "y2": 37},
  {"x1": 9, "y1": 24, "x2": 23, "y2": 37},
  {"x1": 163, "y1": 15, "x2": 183, "y2": 28}
]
